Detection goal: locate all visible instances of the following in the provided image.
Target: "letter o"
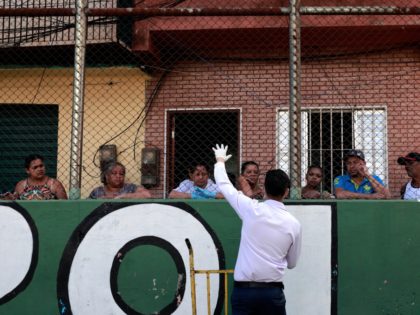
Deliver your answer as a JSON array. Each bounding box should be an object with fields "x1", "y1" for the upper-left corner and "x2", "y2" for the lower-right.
[
  {"x1": 0, "y1": 204, "x2": 38, "y2": 304},
  {"x1": 57, "y1": 202, "x2": 225, "y2": 315}
]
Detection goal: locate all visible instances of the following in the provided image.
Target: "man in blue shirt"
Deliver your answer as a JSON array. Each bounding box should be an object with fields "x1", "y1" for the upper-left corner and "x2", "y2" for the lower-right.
[{"x1": 334, "y1": 149, "x2": 390, "y2": 199}]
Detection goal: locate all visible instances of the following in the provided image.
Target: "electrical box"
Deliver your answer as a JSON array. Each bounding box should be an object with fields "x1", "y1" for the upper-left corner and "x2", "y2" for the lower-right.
[
  {"x1": 141, "y1": 148, "x2": 160, "y2": 187},
  {"x1": 99, "y1": 144, "x2": 117, "y2": 172}
]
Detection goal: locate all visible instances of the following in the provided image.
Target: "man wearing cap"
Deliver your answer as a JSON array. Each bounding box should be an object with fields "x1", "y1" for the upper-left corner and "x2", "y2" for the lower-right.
[
  {"x1": 334, "y1": 149, "x2": 391, "y2": 199},
  {"x1": 397, "y1": 152, "x2": 420, "y2": 200}
]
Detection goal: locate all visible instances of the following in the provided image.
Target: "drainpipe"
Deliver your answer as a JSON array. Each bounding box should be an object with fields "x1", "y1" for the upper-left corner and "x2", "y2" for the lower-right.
[
  {"x1": 288, "y1": 0, "x2": 302, "y2": 199},
  {"x1": 69, "y1": 0, "x2": 87, "y2": 199}
]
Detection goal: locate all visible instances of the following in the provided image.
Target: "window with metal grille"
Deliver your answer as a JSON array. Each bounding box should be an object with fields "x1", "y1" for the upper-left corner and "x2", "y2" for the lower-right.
[{"x1": 277, "y1": 108, "x2": 387, "y2": 193}]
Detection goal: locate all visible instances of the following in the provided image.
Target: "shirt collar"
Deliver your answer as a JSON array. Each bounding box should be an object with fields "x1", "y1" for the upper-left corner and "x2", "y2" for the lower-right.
[
  {"x1": 346, "y1": 175, "x2": 369, "y2": 185},
  {"x1": 264, "y1": 199, "x2": 287, "y2": 210}
]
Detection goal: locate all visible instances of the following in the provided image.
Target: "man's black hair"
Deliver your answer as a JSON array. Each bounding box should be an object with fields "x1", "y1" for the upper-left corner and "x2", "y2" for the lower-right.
[{"x1": 264, "y1": 169, "x2": 290, "y2": 197}]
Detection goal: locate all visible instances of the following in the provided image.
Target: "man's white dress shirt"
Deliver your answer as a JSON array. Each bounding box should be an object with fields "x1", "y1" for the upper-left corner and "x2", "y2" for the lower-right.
[{"x1": 214, "y1": 162, "x2": 302, "y2": 282}]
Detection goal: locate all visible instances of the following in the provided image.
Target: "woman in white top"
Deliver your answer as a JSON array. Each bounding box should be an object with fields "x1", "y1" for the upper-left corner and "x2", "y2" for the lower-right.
[
  {"x1": 398, "y1": 152, "x2": 420, "y2": 200},
  {"x1": 169, "y1": 162, "x2": 223, "y2": 199}
]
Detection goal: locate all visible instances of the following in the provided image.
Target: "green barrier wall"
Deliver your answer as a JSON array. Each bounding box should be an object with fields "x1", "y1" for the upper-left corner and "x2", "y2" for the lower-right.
[
  {"x1": 337, "y1": 201, "x2": 420, "y2": 315},
  {"x1": 0, "y1": 200, "x2": 419, "y2": 315}
]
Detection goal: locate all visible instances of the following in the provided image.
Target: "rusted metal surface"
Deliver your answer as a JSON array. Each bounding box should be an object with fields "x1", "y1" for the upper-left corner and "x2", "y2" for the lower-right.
[
  {"x1": 0, "y1": 6, "x2": 418, "y2": 17},
  {"x1": 301, "y1": 6, "x2": 420, "y2": 14},
  {"x1": 0, "y1": 7, "x2": 289, "y2": 17}
]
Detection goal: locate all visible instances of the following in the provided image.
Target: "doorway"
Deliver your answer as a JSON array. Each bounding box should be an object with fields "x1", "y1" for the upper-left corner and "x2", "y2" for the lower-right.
[
  {"x1": 167, "y1": 110, "x2": 240, "y2": 194},
  {"x1": 0, "y1": 104, "x2": 59, "y2": 193}
]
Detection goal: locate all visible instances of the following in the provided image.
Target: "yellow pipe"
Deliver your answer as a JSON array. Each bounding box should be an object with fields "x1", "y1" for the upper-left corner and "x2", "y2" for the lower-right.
[
  {"x1": 206, "y1": 272, "x2": 211, "y2": 315},
  {"x1": 187, "y1": 240, "x2": 197, "y2": 315},
  {"x1": 195, "y1": 269, "x2": 234, "y2": 274},
  {"x1": 188, "y1": 238, "x2": 234, "y2": 315},
  {"x1": 224, "y1": 272, "x2": 229, "y2": 315}
]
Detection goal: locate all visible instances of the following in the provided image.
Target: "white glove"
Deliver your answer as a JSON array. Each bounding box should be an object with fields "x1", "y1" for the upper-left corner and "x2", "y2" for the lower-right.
[{"x1": 212, "y1": 144, "x2": 232, "y2": 163}]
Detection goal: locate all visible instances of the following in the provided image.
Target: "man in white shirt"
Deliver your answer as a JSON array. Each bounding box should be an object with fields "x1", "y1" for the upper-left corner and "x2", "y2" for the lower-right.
[{"x1": 212, "y1": 144, "x2": 302, "y2": 315}]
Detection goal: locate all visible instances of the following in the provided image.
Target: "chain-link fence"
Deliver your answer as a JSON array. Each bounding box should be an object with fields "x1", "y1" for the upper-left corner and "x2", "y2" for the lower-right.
[{"x1": 0, "y1": 1, "x2": 419, "y2": 199}]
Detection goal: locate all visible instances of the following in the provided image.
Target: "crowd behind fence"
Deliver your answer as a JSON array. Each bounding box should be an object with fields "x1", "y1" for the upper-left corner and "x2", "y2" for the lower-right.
[{"x1": 0, "y1": 1, "x2": 418, "y2": 199}]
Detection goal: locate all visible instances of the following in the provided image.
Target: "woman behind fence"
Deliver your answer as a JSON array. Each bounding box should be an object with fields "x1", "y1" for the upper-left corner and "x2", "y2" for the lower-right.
[
  {"x1": 13, "y1": 154, "x2": 68, "y2": 200},
  {"x1": 168, "y1": 162, "x2": 224, "y2": 199},
  {"x1": 237, "y1": 161, "x2": 264, "y2": 199},
  {"x1": 302, "y1": 165, "x2": 332, "y2": 199},
  {"x1": 89, "y1": 161, "x2": 152, "y2": 199}
]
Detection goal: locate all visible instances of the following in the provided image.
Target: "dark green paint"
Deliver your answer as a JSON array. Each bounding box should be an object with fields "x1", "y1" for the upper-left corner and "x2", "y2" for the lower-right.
[
  {"x1": 117, "y1": 245, "x2": 179, "y2": 313},
  {"x1": 0, "y1": 104, "x2": 59, "y2": 193},
  {"x1": 0, "y1": 200, "x2": 419, "y2": 314},
  {"x1": 337, "y1": 200, "x2": 420, "y2": 315}
]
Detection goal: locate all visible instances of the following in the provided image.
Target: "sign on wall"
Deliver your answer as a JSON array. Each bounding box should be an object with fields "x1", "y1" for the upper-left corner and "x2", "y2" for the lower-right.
[{"x1": 0, "y1": 201, "x2": 337, "y2": 315}]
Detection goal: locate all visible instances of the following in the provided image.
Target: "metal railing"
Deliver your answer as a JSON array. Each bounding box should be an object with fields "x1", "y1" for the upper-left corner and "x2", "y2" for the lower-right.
[{"x1": 187, "y1": 239, "x2": 234, "y2": 315}]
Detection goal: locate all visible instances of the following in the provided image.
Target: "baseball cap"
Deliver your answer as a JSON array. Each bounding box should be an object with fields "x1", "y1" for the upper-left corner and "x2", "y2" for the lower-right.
[
  {"x1": 397, "y1": 152, "x2": 420, "y2": 165},
  {"x1": 345, "y1": 149, "x2": 365, "y2": 161}
]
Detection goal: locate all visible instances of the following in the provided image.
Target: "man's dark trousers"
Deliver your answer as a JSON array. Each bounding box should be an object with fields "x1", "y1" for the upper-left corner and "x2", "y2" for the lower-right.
[{"x1": 231, "y1": 282, "x2": 286, "y2": 315}]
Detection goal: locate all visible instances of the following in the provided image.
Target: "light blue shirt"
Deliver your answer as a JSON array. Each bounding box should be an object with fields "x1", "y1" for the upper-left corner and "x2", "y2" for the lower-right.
[{"x1": 174, "y1": 179, "x2": 220, "y2": 193}]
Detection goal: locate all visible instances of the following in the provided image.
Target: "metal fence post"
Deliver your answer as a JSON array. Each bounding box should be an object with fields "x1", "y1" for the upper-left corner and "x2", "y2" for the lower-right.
[
  {"x1": 288, "y1": 0, "x2": 302, "y2": 199},
  {"x1": 69, "y1": 0, "x2": 87, "y2": 200}
]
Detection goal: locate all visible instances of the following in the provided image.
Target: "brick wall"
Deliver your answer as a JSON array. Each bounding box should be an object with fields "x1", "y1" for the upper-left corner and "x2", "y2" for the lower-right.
[{"x1": 145, "y1": 48, "x2": 419, "y2": 198}]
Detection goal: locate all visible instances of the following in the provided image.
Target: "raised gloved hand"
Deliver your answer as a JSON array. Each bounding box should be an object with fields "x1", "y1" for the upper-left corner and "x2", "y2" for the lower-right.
[{"x1": 212, "y1": 144, "x2": 232, "y2": 163}]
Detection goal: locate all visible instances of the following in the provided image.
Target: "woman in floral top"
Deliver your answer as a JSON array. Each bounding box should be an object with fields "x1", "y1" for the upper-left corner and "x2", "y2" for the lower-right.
[{"x1": 13, "y1": 154, "x2": 67, "y2": 200}]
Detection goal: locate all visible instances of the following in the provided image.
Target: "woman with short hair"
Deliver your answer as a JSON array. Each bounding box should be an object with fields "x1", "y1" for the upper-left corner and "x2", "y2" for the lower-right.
[
  {"x1": 89, "y1": 161, "x2": 152, "y2": 199},
  {"x1": 168, "y1": 162, "x2": 224, "y2": 199}
]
